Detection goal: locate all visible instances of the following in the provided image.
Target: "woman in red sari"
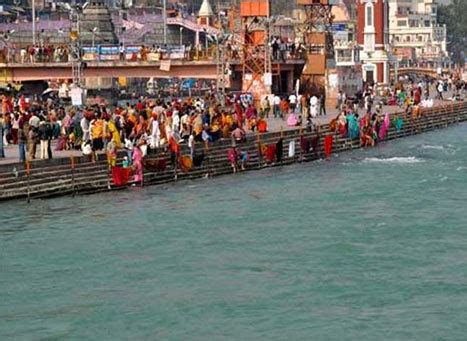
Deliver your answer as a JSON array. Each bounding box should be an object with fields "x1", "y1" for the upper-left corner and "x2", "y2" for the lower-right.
[{"x1": 234, "y1": 101, "x2": 244, "y2": 128}]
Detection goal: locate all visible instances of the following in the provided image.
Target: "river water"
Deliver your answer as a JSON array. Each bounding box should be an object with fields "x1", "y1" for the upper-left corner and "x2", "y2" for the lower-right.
[{"x1": 1, "y1": 124, "x2": 467, "y2": 340}]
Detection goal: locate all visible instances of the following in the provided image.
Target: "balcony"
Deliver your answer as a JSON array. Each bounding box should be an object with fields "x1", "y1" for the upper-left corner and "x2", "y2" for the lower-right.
[{"x1": 335, "y1": 47, "x2": 359, "y2": 67}]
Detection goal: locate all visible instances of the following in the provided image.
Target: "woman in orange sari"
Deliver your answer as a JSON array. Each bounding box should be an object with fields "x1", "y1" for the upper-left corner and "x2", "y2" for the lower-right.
[{"x1": 132, "y1": 115, "x2": 147, "y2": 139}]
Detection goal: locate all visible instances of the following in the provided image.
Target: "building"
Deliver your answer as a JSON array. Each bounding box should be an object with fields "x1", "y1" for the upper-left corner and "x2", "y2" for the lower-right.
[
  {"x1": 387, "y1": 0, "x2": 447, "y2": 65},
  {"x1": 357, "y1": 0, "x2": 390, "y2": 85},
  {"x1": 332, "y1": 0, "x2": 362, "y2": 95},
  {"x1": 333, "y1": 1, "x2": 359, "y2": 68}
]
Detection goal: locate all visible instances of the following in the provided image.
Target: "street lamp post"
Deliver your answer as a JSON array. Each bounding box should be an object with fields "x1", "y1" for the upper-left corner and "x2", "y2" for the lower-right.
[
  {"x1": 92, "y1": 27, "x2": 99, "y2": 57},
  {"x1": 163, "y1": 0, "x2": 167, "y2": 45},
  {"x1": 32, "y1": 0, "x2": 36, "y2": 45}
]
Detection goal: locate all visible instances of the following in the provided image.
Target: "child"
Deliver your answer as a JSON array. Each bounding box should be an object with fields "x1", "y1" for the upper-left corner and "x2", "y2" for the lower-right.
[{"x1": 122, "y1": 156, "x2": 131, "y2": 168}]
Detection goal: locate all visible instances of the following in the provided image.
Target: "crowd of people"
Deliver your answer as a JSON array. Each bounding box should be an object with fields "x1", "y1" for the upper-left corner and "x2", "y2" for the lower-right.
[
  {"x1": 5, "y1": 34, "x2": 306, "y2": 65},
  {"x1": 7, "y1": 45, "x2": 71, "y2": 64},
  {"x1": 0, "y1": 74, "x2": 464, "y2": 184},
  {"x1": 0, "y1": 92, "x2": 272, "y2": 169}
]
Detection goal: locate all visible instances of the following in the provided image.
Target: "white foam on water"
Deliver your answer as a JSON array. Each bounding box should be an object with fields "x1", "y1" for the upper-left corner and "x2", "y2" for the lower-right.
[
  {"x1": 363, "y1": 157, "x2": 424, "y2": 164},
  {"x1": 421, "y1": 145, "x2": 445, "y2": 150},
  {"x1": 456, "y1": 167, "x2": 466, "y2": 171}
]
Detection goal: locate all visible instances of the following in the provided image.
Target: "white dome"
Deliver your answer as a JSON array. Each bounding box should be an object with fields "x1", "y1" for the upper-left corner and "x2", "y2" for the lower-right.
[{"x1": 198, "y1": 0, "x2": 214, "y2": 17}]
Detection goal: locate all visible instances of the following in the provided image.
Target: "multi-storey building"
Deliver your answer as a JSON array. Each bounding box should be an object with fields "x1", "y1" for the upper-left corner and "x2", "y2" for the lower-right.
[
  {"x1": 388, "y1": 0, "x2": 447, "y2": 64},
  {"x1": 357, "y1": 0, "x2": 391, "y2": 85}
]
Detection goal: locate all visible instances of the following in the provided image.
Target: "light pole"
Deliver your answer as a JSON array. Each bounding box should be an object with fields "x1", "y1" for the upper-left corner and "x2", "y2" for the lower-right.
[
  {"x1": 163, "y1": 0, "x2": 167, "y2": 45},
  {"x1": 32, "y1": 0, "x2": 36, "y2": 45},
  {"x1": 92, "y1": 27, "x2": 98, "y2": 51},
  {"x1": 179, "y1": 27, "x2": 184, "y2": 47}
]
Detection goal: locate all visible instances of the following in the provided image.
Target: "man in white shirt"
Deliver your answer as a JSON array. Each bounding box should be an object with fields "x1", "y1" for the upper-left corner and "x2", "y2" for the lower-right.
[
  {"x1": 273, "y1": 95, "x2": 281, "y2": 118},
  {"x1": 289, "y1": 94, "x2": 297, "y2": 111},
  {"x1": 309, "y1": 96, "x2": 318, "y2": 118},
  {"x1": 119, "y1": 43, "x2": 126, "y2": 62},
  {"x1": 29, "y1": 113, "x2": 40, "y2": 129}
]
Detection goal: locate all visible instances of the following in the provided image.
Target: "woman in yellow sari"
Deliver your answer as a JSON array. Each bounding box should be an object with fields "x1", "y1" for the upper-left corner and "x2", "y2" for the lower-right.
[{"x1": 107, "y1": 119, "x2": 121, "y2": 148}]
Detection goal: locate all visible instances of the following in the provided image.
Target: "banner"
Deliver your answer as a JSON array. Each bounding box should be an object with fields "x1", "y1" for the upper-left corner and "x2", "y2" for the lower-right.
[{"x1": 160, "y1": 60, "x2": 171, "y2": 71}]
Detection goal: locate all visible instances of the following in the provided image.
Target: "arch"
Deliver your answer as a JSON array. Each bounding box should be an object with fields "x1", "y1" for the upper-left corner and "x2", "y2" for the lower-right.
[{"x1": 392, "y1": 67, "x2": 443, "y2": 80}]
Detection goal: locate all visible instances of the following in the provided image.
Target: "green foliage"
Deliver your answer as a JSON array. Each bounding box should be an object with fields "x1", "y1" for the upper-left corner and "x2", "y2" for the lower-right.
[{"x1": 438, "y1": 0, "x2": 467, "y2": 64}]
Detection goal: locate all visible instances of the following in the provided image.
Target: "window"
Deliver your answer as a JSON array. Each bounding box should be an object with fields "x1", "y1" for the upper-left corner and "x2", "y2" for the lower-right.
[
  {"x1": 366, "y1": 3, "x2": 373, "y2": 27},
  {"x1": 424, "y1": 20, "x2": 430, "y2": 27},
  {"x1": 397, "y1": 20, "x2": 407, "y2": 27},
  {"x1": 364, "y1": 33, "x2": 375, "y2": 52}
]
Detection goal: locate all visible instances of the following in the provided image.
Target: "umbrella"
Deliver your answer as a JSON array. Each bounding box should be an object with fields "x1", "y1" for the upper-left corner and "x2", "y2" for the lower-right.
[{"x1": 42, "y1": 88, "x2": 58, "y2": 96}]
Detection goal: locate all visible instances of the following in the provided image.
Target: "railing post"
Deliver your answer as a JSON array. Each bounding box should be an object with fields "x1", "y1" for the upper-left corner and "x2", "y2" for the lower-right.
[
  {"x1": 299, "y1": 127, "x2": 303, "y2": 161},
  {"x1": 256, "y1": 131, "x2": 262, "y2": 168},
  {"x1": 25, "y1": 160, "x2": 30, "y2": 203},
  {"x1": 280, "y1": 128, "x2": 284, "y2": 166},
  {"x1": 204, "y1": 140, "x2": 210, "y2": 178},
  {"x1": 70, "y1": 156, "x2": 75, "y2": 197}
]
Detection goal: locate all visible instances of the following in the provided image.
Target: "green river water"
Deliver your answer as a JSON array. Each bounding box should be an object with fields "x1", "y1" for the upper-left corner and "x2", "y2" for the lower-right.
[{"x1": 1, "y1": 124, "x2": 467, "y2": 340}]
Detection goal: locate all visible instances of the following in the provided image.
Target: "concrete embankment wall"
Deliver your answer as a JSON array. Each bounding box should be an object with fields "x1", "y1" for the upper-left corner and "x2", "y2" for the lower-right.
[{"x1": 1, "y1": 102, "x2": 467, "y2": 202}]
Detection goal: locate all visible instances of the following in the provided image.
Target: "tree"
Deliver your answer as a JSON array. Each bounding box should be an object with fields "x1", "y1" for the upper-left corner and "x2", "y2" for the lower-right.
[{"x1": 438, "y1": 0, "x2": 467, "y2": 65}]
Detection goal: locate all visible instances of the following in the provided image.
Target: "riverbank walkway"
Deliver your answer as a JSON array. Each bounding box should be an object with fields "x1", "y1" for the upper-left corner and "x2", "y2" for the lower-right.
[{"x1": 0, "y1": 94, "x2": 458, "y2": 167}]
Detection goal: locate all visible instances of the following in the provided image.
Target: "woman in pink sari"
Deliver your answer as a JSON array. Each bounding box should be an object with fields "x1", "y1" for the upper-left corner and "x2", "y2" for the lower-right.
[
  {"x1": 378, "y1": 113, "x2": 391, "y2": 141},
  {"x1": 132, "y1": 145, "x2": 144, "y2": 184}
]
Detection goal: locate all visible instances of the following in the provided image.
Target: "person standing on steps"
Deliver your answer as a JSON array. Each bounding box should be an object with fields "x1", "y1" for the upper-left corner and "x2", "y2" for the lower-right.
[
  {"x1": 437, "y1": 81, "x2": 444, "y2": 101},
  {"x1": 17, "y1": 116, "x2": 26, "y2": 162},
  {"x1": 38, "y1": 121, "x2": 48, "y2": 159},
  {"x1": 27, "y1": 125, "x2": 37, "y2": 160},
  {"x1": 261, "y1": 96, "x2": 270, "y2": 119},
  {"x1": 273, "y1": 94, "x2": 281, "y2": 118},
  {"x1": 319, "y1": 93, "x2": 327, "y2": 116},
  {"x1": 119, "y1": 43, "x2": 126, "y2": 62},
  {"x1": 0, "y1": 113, "x2": 5, "y2": 159}
]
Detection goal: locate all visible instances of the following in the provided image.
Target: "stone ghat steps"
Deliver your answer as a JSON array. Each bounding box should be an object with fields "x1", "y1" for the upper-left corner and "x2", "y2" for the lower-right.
[
  {"x1": 0, "y1": 152, "x2": 121, "y2": 180},
  {"x1": 0, "y1": 160, "x2": 109, "y2": 187},
  {"x1": 125, "y1": 108, "x2": 467, "y2": 187},
  {"x1": 0, "y1": 121, "x2": 460, "y2": 200},
  {"x1": 0, "y1": 168, "x2": 110, "y2": 192},
  {"x1": 1, "y1": 103, "x2": 466, "y2": 201},
  {"x1": 24, "y1": 178, "x2": 113, "y2": 201},
  {"x1": 2, "y1": 109, "x2": 465, "y2": 201}
]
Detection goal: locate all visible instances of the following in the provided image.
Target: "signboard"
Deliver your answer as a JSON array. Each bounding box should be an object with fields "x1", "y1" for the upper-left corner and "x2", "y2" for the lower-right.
[
  {"x1": 160, "y1": 60, "x2": 171, "y2": 71},
  {"x1": 331, "y1": 24, "x2": 347, "y2": 32},
  {"x1": 80, "y1": 45, "x2": 186, "y2": 61}
]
